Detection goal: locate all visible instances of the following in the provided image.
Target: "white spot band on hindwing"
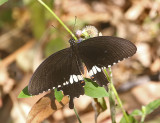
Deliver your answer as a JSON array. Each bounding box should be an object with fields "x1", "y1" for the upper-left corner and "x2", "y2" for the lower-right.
[
  {"x1": 39, "y1": 74, "x2": 83, "y2": 95},
  {"x1": 77, "y1": 75, "x2": 83, "y2": 80},
  {"x1": 69, "y1": 75, "x2": 74, "y2": 84},
  {"x1": 92, "y1": 66, "x2": 97, "y2": 74},
  {"x1": 89, "y1": 70, "x2": 94, "y2": 76},
  {"x1": 69, "y1": 74, "x2": 83, "y2": 84},
  {"x1": 73, "y1": 75, "x2": 78, "y2": 82},
  {"x1": 88, "y1": 65, "x2": 102, "y2": 76},
  {"x1": 95, "y1": 66, "x2": 101, "y2": 72}
]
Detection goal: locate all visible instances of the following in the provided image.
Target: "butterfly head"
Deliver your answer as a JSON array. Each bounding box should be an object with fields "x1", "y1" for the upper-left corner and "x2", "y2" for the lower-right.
[{"x1": 69, "y1": 38, "x2": 76, "y2": 46}]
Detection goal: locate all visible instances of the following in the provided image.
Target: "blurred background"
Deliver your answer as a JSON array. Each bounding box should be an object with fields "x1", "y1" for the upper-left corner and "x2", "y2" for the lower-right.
[{"x1": 0, "y1": 0, "x2": 160, "y2": 123}]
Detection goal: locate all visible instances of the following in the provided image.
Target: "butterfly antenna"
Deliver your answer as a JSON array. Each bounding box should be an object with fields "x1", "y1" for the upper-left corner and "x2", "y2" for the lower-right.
[
  {"x1": 51, "y1": 24, "x2": 70, "y2": 39},
  {"x1": 51, "y1": 24, "x2": 57, "y2": 30}
]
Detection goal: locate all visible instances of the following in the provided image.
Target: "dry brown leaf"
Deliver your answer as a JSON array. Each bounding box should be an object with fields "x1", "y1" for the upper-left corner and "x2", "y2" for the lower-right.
[{"x1": 26, "y1": 92, "x2": 69, "y2": 123}]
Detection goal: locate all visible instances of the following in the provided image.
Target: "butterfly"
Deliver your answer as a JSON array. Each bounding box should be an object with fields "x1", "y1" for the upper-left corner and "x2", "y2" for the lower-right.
[{"x1": 28, "y1": 35, "x2": 137, "y2": 109}]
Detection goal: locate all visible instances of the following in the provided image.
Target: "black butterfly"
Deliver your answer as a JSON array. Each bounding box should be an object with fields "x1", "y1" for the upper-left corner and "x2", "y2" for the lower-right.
[{"x1": 28, "y1": 36, "x2": 137, "y2": 109}]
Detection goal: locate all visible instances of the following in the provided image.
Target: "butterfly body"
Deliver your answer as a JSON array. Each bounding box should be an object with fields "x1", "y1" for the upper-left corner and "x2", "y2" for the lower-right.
[{"x1": 28, "y1": 36, "x2": 137, "y2": 109}]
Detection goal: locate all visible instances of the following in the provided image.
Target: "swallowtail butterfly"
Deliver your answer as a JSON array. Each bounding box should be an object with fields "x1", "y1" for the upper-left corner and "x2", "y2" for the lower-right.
[{"x1": 28, "y1": 27, "x2": 137, "y2": 109}]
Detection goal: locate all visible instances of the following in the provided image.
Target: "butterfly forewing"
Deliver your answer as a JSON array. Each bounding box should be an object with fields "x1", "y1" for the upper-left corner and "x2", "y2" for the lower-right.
[
  {"x1": 28, "y1": 48, "x2": 84, "y2": 108},
  {"x1": 75, "y1": 36, "x2": 137, "y2": 86},
  {"x1": 76, "y1": 36, "x2": 137, "y2": 68}
]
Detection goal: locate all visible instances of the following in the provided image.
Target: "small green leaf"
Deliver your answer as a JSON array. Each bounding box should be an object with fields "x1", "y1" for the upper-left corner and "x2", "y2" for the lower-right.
[
  {"x1": 145, "y1": 99, "x2": 160, "y2": 115},
  {"x1": 54, "y1": 88, "x2": 64, "y2": 102},
  {"x1": 18, "y1": 86, "x2": 32, "y2": 98},
  {"x1": 97, "y1": 97, "x2": 107, "y2": 111},
  {"x1": 84, "y1": 78, "x2": 108, "y2": 98},
  {"x1": 0, "y1": 0, "x2": 8, "y2": 5},
  {"x1": 131, "y1": 109, "x2": 143, "y2": 116},
  {"x1": 93, "y1": 97, "x2": 107, "y2": 123},
  {"x1": 120, "y1": 114, "x2": 138, "y2": 123},
  {"x1": 142, "y1": 105, "x2": 146, "y2": 114}
]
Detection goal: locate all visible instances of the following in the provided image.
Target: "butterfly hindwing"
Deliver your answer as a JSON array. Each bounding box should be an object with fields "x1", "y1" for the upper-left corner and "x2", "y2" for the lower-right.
[
  {"x1": 28, "y1": 48, "x2": 84, "y2": 108},
  {"x1": 89, "y1": 66, "x2": 109, "y2": 86}
]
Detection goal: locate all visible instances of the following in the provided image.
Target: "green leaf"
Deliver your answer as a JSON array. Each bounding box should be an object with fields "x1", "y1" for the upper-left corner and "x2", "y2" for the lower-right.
[
  {"x1": 54, "y1": 88, "x2": 64, "y2": 102},
  {"x1": 93, "y1": 97, "x2": 107, "y2": 123},
  {"x1": 120, "y1": 114, "x2": 138, "y2": 123},
  {"x1": 131, "y1": 109, "x2": 143, "y2": 116},
  {"x1": 0, "y1": 0, "x2": 8, "y2": 5},
  {"x1": 145, "y1": 99, "x2": 160, "y2": 115},
  {"x1": 84, "y1": 78, "x2": 108, "y2": 98},
  {"x1": 97, "y1": 97, "x2": 107, "y2": 111},
  {"x1": 18, "y1": 86, "x2": 32, "y2": 98}
]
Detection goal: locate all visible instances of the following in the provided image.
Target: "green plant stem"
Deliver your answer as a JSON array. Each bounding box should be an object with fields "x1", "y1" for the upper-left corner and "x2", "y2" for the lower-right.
[
  {"x1": 74, "y1": 107, "x2": 82, "y2": 123},
  {"x1": 104, "y1": 68, "x2": 116, "y2": 123},
  {"x1": 108, "y1": 84, "x2": 116, "y2": 123},
  {"x1": 140, "y1": 106, "x2": 146, "y2": 123},
  {"x1": 37, "y1": 0, "x2": 78, "y2": 41},
  {"x1": 140, "y1": 114, "x2": 145, "y2": 123},
  {"x1": 110, "y1": 83, "x2": 129, "y2": 123},
  {"x1": 141, "y1": 107, "x2": 146, "y2": 123},
  {"x1": 104, "y1": 68, "x2": 129, "y2": 123},
  {"x1": 108, "y1": 67, "x2": 129, "y2": 123}
]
